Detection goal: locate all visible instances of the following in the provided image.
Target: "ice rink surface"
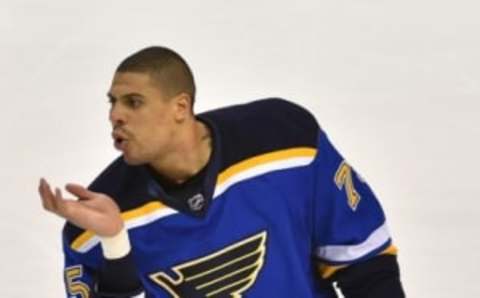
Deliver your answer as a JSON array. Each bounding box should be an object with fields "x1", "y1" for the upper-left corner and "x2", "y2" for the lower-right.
[{"x1": 1, "y1": 0, "x2": 479, "y2": 297}]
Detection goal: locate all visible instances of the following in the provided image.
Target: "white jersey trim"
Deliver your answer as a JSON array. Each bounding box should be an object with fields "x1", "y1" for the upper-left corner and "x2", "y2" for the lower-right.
[
  {"x1": 315, "y1": 222, "x2": 391, "y2": 263},
  {"x1": 213, "y1": 156, "x2": 314, "y2": 198}
]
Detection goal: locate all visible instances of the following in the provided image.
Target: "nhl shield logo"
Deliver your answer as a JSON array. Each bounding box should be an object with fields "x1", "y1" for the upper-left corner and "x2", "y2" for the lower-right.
[{"x1": 187, "y1": 193, "x2": 206, "y2": 212}]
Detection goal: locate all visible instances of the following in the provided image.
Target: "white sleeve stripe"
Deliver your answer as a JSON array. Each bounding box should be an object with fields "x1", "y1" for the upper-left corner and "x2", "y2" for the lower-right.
[{"x1": 315, "y1": 222, "x2": 391, "y2": 263}]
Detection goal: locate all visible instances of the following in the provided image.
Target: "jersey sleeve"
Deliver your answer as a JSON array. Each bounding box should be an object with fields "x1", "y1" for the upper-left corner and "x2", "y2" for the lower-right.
[
  {"x1": 62, "y1": 232, "x2": 98, "y2": 298},
  {"x1": 311, "y1": 130, "x2": 397, "y2": 279},
  {"x1": 63, "y1": 228, "x2": 144, "y2": 298}
]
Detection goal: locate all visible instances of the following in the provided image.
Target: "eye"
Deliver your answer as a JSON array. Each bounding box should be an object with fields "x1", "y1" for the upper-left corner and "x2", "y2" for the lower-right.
[
  {"x1": 127, "y1": 98, "x2": 143, "y2": 109},
  {"x1": 107, "y1": 96, "x2": 116, "y2": 105}
]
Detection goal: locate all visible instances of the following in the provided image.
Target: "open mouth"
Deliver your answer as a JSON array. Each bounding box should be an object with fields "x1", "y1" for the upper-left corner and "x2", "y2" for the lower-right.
[{"x1": 113, "y1": 133, "x2": 128, "y2": 151}]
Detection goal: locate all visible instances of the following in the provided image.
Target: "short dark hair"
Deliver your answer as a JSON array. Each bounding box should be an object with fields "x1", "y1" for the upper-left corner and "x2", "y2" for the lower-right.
[{"x1": 116, "y1": 46, "x2": 196, "y2": 107}]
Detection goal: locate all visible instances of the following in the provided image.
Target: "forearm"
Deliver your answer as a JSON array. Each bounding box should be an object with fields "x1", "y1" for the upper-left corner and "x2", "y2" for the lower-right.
[
  {"x1": 95, "y1": 252, "x2": 143, "y2": 297},
  {"x1": 95, "y1": 228, "x2": 143, "y2": 297},
  {"x1": 332, "y1": 255, "x2": 405, "y2": 298}
]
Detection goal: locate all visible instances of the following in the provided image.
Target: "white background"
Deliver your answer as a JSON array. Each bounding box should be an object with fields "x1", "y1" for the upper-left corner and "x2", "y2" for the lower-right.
[{"x1": 1, "y1": 0, "x2": 479, "y2": 297}]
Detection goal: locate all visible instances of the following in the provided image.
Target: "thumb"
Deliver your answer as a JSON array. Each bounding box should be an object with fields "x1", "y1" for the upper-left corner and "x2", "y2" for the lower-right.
[{"x1": 65, "y1": 183, "x2": 96, "y2": 199}]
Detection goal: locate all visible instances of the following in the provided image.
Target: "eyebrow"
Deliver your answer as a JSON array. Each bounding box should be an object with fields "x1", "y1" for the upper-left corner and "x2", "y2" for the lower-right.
[{"x1": 107, "y1": 92, "x2": 145, "y2": 100}]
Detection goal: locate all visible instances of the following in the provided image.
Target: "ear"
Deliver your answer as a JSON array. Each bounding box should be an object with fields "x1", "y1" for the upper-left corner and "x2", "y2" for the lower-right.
[{"x1": 173, "y1": 93, "x2": 193, "y2": 122}]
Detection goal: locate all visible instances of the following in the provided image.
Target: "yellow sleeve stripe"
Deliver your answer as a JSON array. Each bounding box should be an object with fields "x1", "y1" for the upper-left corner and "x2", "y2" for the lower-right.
[
  {"x1": 381, "y1": 244, "x2": 398, "y2": 256},
  {"x1": 70, "y1": 230, "x2": 96, "y2": 252},
  {"x1": 317, "y1": 263, "x2": 347, "y2": 279},
  {"x1": 317, "y1": 244, "x2": 398, "y2": 279},
  {"x1": 71, "y1": 147, "x2": 317, "y2": 251},
  {"x1": 121, "y1": 201, "x2": 166, "y2": 221},
  {"x1": 217, "y1": 147, "x2": 317, "y2": 185},
  {"x1": 71, "y1": 201, "x2": 167, "y2": 250}
]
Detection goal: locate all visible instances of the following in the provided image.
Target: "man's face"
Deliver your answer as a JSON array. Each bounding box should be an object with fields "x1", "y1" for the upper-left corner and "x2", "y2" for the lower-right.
[{"x1": 108, "y1": 72, "x2": 180, "y2": 165}]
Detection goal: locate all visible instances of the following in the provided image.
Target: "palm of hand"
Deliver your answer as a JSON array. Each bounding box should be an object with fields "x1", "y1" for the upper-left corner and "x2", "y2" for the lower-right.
[{"x1": 39, "y1": 179, "x2": 124, "y2": 237}]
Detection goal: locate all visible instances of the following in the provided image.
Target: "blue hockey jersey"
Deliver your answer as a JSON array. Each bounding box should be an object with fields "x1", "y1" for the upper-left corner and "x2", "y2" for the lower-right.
[{"x1": 62, "y1": 98, "x2": 396, "y2": 297}]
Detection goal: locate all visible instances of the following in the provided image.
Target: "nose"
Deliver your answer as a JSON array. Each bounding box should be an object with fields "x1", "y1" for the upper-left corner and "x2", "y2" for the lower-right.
[{"x1": 109, "y1": 103, "x2": 126, "y2": 126}]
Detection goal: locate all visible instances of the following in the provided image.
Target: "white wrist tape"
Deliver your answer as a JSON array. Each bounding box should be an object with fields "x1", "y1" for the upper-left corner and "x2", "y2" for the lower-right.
[{"x1": 100, "y1": 227, "x2": 131, "y2": 260}]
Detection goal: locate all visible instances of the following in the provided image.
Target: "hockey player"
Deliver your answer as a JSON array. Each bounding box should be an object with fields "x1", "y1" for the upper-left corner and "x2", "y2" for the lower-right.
[{"x1": 39, "y1": 46, "x2": 405, "y2": 297}]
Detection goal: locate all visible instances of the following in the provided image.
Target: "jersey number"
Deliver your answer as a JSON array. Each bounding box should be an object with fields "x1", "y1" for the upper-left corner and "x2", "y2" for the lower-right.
[
  {"x1": 334, "y1": 161, "x2": 361, "y2": 211},
  {"x1": 65, "y1": 265, "x2": 90, "y2": 298}
]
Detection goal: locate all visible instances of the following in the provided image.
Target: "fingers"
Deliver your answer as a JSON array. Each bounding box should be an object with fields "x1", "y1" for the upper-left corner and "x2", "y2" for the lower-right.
[
  {"x1": 39, "y1": 178, "x2": 56, "y2": 212},
  {"x1": 38, "y1": 179, "x2": 123, "y2": 236},
  {"x1": 53, "y1": 187, "x2": 63, "y2": 211},
  {"x1": 39, "y1": 179, "x2": 100, "y2": 224},
  {"x1": 39, "y1": 178, "x2": 68, "y2": 218},
  {"x1": 65, "y1": 183, "x2": 95, "y2": 200},
  {"x1": 64, "y1": 184, "x2": 115, "y2": 212}
]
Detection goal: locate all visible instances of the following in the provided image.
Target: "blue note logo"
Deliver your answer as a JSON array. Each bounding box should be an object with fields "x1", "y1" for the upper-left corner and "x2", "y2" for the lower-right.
[{"x1": 150, "y1": 231, "x2": 268, "y2": 298}]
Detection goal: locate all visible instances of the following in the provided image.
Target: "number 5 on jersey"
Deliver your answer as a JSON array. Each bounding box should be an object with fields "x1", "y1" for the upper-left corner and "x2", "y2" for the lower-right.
[{"x1": 65, "y1": 265, "x2": 90, "y2": 298}]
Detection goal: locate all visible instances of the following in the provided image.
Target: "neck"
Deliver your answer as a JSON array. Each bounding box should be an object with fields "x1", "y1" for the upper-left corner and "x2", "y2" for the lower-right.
[{"x1": 149, "y1": 119, "x2": 212, "y2": 184}]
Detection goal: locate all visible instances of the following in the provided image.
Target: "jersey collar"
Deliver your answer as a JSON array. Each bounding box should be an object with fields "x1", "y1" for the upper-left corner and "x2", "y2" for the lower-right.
[{"x1": 143, "y1": 116, "x2": 222, "y2": 217}]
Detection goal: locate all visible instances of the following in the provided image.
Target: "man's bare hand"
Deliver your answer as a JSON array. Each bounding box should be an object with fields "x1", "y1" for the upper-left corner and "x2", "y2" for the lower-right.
[{"x1": 39, "y1": 178, "x2": 123, "y2": 237}]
